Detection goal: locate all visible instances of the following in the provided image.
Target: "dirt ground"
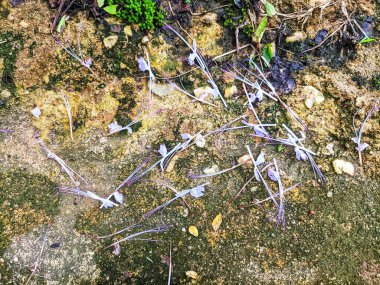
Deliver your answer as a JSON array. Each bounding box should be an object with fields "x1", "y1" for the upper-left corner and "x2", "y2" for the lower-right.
[{"x1": 0, "y1": 0, "x2": 379, "y2": 284}]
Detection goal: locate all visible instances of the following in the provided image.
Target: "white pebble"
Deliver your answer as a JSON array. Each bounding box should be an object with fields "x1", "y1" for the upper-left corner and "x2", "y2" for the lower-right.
[{"x1": 333, "y1": 159, "x2": 355, "y2": 176}]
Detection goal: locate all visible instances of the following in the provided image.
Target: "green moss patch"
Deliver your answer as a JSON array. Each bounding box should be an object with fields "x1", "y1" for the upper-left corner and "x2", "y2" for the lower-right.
[
  {"x1": 107, "y1": 0, "x2": 164, "y2": 30},
  {"x1": 0, "y1": 169, "x2": 60, "y2": 252}
]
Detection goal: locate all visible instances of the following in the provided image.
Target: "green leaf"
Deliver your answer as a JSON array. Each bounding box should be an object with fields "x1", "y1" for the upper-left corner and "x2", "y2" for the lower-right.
[
  {"x1": 254, "y1": 17, "x2": 267, "y2": 43},
  {"x1": 359, "y1": 37, "x2": 376, "y2": 44},
  {"x1": 97, "y1": 0, "x2": 105, "y2": 8},
  {"x1": 56, "y1": 15, "x2": 68, "y2": 33},
  {"x1": 262, "y1": 42, "x2": 275, "y2": 66},
  {"x1": 264, "y1": 1, "x2": 276, "y2": 17},
  {"x1": 104, "y1": 5, "x2": 118, "y2": 15}
]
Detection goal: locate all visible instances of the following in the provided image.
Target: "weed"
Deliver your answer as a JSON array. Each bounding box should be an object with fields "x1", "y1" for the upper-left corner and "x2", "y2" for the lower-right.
[{"x1": 106, "y1": 0, "x2": 164, "y2": 30}]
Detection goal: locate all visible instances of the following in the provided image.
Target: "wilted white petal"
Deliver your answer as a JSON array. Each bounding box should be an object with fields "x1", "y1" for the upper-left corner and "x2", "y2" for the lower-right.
[
  {"x1": 181, "y1": 133, "x2": 193, "y2": 140},
  {"x1": 32, "y1": 107, "x2": 41, "y2": 118},
  {"x1": 188, "y1": 52, "x2": 196, "y2": 66},
  {"x1": 84, "y1": 58, "x2": 92, "y2": 68},
  {"x1": 254, "y1": 126, "x2": 267, "y2": 137},
  {"x1": 108, "y1": 121, "x2": 122, "y2": 134},
  {"x1": 298, "y1": 131, "x2": 306, "y2": 141},
  {"x1": 248, "y1": 93, "x2": 256, "y2": 103},
  {"x1": 125, "y1": 126, "x2": 133, "y2": 134},
  {"x1": 294, "y1": 147, "x2": 308, "y2": 161},
  {"x1": 192, "y1": 39, "x2": 197, "y2": 51},
  {"x1": 195, "y1": 134, "x2": 206, "y2": 148},
  {"x1": 268, "y1": 168, "x2": 279, "y2": 181},
  {"x1": 351, "y1": 137, "x2": 359, "y2": 144},
  {"x1": 112, "y1": 243, "x2": 121, "y2": 256},
  {"x1": 356, "y1": 142, "x2": 369, "y2": 152},
  {"x1": 101, "y1": 199, "x2": 117, "y2": 209},
  {"x1": 255, "y1": 152, "x2": 265, "y2": 165},
  {"x1": 138, "y1": 57, "x2": 149, "y2": 72},
  {"x1": 254, "y1": 168, "x2": 260, "y2": 181},
  {"x1": 113, "y1": 191, "x2": 124, "y2": 205},
  {"x1": 175, "y1": 189, "x2": 191, "y2": 198},
  {"x1": 189, "y1": 185, "x2": 205, "y2": 198},
  {"x1": 158, "y1": 144, "x2": 167, "y2": 157},
  {"x1": 210, "y1": 87, "x2": 219, "y2": 99},
  {"x1": 256, "y1": 89, "x2": 264, "y2": 101}
]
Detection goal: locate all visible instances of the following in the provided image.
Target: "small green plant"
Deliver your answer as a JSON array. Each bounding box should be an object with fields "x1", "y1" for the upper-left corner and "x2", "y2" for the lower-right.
[{"x1": 104, "y1": 0, "x2": 164, "y2": 30}]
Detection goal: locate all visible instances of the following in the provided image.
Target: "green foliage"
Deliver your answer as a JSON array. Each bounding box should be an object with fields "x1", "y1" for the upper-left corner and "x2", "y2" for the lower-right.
[
  {"x1": 97, "y1": 0, "x2": 105, "y2": 7},
  {"x1": 264, "y1": 0, "x2": 276, "y2": 17},
  {"x1": 359, "y1": 37, "x2": 376, "y2": 44},
  {"x1": 56, "y1": 15, "x2": 69, "y2": 33},
  {"x1": 262, "y1": 42, "x2": 275, "y2": 66},
  {"x1": 253, "y1": 17, "x2": 267, "y2": 43},
  {"x1": 106, "y1": 0, "x2": 164, "y2": 30},
  {"x1": 104, "y1": 4, "x2": 118, "y2": 14}
]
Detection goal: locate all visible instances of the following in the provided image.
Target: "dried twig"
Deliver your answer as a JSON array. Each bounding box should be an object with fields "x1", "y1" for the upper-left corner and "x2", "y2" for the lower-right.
[{"x1": 62, "y1": 93, "x2": 74, "y2": 142}]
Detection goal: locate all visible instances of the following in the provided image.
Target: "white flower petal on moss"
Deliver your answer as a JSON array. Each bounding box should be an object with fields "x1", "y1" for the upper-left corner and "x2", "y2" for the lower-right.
[{"x1": 31, "y1": 107, "x2": 41, "y2": 118}]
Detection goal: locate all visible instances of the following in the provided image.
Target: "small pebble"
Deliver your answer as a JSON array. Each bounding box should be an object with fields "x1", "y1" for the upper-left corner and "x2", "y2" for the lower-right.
[
  {"x1": 203, "y1": 165, "x2": 219, "y2": 174},
  {"x1": 286, "y1": 31, "x2": 306, "y2": 43},
  {"x1": 302, "y1": 86, "x2": 324, "y2": 109},
  {"x1": 333, "y1": 159, "x2": 355, "y2": 176},
  {"x1": 141, "y1": 36, "x2": 149, "y2": 44},
  {"x1": 195, "y1": 134, "x2": 206, "y2": 148},
  {"x1": 194, "y1": 86, "x2": 214, "y2": 99},
  {"x1": 19, "y1": 20, "x2": 29, "y2": 28},
  {"x1": 224, "y1": 85, "x2": 237, "y2": 98},
  {"x1": 0, "y1": 89, "x2": 11, "y2": 98},
  {"x1": 103, "y1": 35, "x2": 118, "y2": 49},
  {"x1": 124, "y1": 26, "x2": 133, "y2": 37}
]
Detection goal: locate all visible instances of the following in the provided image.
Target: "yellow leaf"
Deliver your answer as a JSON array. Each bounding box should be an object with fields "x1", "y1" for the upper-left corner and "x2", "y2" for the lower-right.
[
  {"x1": 188, "y1": 226, "x2": 198, "y2": 237},
  {"x1": 212, "y1": 213, "x2": 222, "y2": 231},
  {"x1": 186, "y1": 271, "x2": 198, "y2": 279}
]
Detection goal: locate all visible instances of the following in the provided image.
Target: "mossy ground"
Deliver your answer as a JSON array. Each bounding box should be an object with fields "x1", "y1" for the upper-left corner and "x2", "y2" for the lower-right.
[{"x1": 0, "y1": 0, "x2": 379, "y2": 284}]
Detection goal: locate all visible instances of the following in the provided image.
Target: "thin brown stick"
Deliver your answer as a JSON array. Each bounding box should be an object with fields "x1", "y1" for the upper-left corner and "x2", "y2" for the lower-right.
[
  {"x1": 302, "y1": 20, "x2": 347, "y2": 53},
  {"x1": 212, "y1": 45, "x2": 252, "y2": 61},
  {"x1": 190, "y1": 4, "x2": 233, "y2": 16}
]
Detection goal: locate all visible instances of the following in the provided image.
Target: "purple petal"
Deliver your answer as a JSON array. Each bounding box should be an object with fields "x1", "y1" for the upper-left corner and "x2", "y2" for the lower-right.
[
  {"x1": 113, "y1": 191, "x2": 124, "y2": 205},
  {"x1": 294, "y1": 147, "x2": 308, "y2": 161},
  {"x1": 268, "y1": 168, "x2": 279, "y2": 181},
  {"x1": 189, "y1": 185, "x2": 205, "y2": 198},
  {"x1": 356, "y1": 142, "x2": 369, "y2": 152},
  {"x1": 158, "y1": 144, "x2": 167, "y2": 157},
  {"x1": 181, "y1": 133, "x2": 193, "y2": 140},
  {"x1": 255, "y1": 152, "x2": 265, "y2": 165},
  {"x1": 188, "y1": 52, "x2": 196, "y2": 66},
  {"x1": 138, "y1": 57, "x2": 149, "y2": 72},
  {"x1": 254, "y1": 126, "x2": 267, "y2": 137}
]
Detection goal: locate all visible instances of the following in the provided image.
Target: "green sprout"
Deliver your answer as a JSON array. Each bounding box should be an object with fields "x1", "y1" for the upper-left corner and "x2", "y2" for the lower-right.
[{"x1": 104, "y1": 0, "x2": 164, "y2": 30}]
